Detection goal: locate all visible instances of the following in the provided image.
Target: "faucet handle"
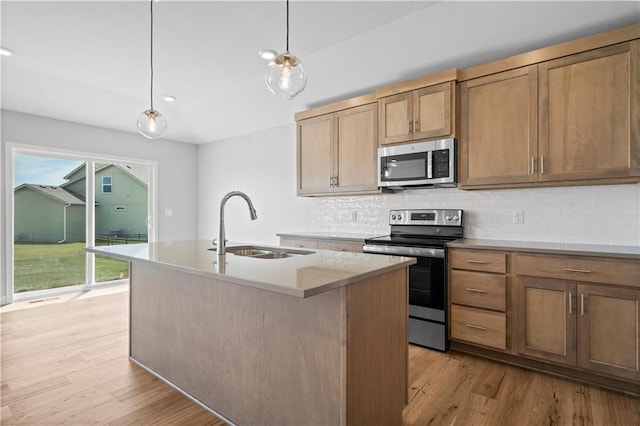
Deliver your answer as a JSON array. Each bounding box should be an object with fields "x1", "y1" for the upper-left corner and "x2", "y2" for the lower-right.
[{"x1": 212, "y1": 239, "x2": 228, "y2": 246}]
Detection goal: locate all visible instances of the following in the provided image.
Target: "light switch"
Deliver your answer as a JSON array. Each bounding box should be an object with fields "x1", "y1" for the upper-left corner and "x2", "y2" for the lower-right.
[{"x1": 164, "y1": 208, "x2": 173, "y2": 217}]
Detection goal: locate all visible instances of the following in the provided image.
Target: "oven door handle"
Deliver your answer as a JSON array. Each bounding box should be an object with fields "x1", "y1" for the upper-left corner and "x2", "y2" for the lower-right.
[{"x1": 363, "y1": 244, "x2": 445, "y2": 258}]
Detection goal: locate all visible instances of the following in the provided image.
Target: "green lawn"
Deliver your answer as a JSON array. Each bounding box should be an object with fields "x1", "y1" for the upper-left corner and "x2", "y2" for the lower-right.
[{"x1": 13, "y1": 242, "x2": 130, "y2": 293}]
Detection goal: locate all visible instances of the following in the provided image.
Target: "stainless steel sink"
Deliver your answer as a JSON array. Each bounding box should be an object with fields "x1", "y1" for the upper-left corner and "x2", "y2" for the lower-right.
[
  {"x1": 226, "y1": 248, "x2": 272, "y2": 257},
  {"x1": 208, "y1": 245, "x2": 314, "y2": 259}
]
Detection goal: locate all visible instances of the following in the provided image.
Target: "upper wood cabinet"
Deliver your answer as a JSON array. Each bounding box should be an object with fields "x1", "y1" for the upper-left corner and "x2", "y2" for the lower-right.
[
  {"x1": 378, "y1": 82, "x2": 454, "y2": 145},
  {"x1": 459, "y1": 34, "x2": 640, "y2": 189},
  {"x1": 459, "y1": 66, "x2": 538, "y2": 187},
  {"x1": 376, "y1": 69, "x2": 457, "y2": 146},
  {"x1": 297, "y1": 114, "x2": 334, "y2": 195},
  {"x1": 539, "y1": 41, "x2": 640, "y2": 182},
  {"x1": 296, "y1": 97, "x2": 379, "y2": 196}
]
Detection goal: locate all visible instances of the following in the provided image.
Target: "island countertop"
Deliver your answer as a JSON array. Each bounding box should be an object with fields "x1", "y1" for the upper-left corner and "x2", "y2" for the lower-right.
[{"x1": 86, "y1": 239, "x2": 415, "y2": 298}]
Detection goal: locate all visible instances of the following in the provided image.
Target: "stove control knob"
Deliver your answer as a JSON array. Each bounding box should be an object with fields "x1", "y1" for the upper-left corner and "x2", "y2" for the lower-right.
[
  {"x1": 453, "y1": 215, "x2": 460, "y2": 221},
  {"x1": 446, "y1": 215, "x2": 453, "y2": 220},
  {"x1": 397, "y1": 215, "x2": 402, "y2": 220},
  {"x1": 391, "y1": 215, "x2": 396, "y2": 220}
]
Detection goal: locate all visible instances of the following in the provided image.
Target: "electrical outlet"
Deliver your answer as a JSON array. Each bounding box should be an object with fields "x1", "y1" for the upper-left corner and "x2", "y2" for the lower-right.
[
  {"x1": 513, "y1": 210, "x2": 524, "y2": 224},
  {"x1": 351, "y1": 211, "x2": 359, "y2": 222}
]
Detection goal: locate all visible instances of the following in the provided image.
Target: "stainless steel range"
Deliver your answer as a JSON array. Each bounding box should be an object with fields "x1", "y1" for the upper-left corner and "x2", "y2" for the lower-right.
[{"x1": 363, "y1": 209, "x2": 464, "y2": 351}]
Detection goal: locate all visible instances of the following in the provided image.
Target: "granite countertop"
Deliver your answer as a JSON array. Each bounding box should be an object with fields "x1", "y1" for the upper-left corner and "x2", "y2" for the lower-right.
[
  {"x1": 276, "y1": 231, "x2": 382, "y2": 242},
  {"x1": 447, "y1": 238, "x2": 640, "y2": 259},
  {"x1": 86, "y1": 240, "x2": 415, "y2": 298}
]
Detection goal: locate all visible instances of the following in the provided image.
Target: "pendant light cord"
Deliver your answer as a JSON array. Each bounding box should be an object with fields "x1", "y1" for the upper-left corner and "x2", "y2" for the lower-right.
[
  {"x1": 150, "y1": 0, "x2": 155, "y2": 111},
  {"x1": 285, "y1": 0, "x2": 289, "y2": 53}
]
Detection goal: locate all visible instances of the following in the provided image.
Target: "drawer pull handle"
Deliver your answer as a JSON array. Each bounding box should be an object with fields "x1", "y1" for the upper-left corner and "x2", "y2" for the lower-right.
[
  {"x1": 569, "y1": 292, "x2": 572, "y2": 314},
  {"x1": 465, "y1": 324, "x2": 487, "y2": 331},
  {"x1": 466, "y1": 260, "x2": 487, "y2": 264},
  {"x1": 563, "y1": 268, "x2": 591, "y2": 273},
  {"x1": 465, "y1": 288, "x2": 487, "y2": 293}
]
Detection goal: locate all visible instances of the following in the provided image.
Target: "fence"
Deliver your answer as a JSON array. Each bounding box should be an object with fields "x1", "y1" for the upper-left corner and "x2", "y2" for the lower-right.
[{"x1": 95, "y1": 234, "x2": 148, "y2": 246}]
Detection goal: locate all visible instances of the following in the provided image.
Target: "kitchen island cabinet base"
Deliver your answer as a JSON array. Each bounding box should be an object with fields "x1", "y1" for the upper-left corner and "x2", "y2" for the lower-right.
[{"x1": 129, "y1": 261, "x2": 408, "y2": 426}]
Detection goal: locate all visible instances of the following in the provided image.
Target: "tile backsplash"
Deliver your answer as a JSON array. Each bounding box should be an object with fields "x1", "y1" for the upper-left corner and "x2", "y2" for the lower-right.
[{"x1": 313, "y1": 184, "x2": 640, "y2": 246}]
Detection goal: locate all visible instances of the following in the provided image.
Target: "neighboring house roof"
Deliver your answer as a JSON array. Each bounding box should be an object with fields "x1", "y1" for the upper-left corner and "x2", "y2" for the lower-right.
[
  {"x1": 15, "y1": 184, "x2": 86, "y2": 205},
  {"x1": 62, "y1": 163, "x2": 149, "y2": 188}
]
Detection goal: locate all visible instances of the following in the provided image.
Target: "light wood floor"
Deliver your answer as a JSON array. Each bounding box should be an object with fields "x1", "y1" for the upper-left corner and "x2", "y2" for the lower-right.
[{"x1": 2, "y1": 290, "x2": 639, "y2": 425}]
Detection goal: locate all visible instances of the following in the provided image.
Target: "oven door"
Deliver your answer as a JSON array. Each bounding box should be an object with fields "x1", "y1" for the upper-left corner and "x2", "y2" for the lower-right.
[{"x1": 408, "y1": 256, "x2": 445, "y2": 323}]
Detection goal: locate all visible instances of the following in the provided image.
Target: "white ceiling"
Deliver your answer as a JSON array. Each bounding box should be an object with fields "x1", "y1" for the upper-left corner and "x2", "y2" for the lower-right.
[
  {"x1": 2, "y1": 1, "x2": 638, "y2": 145},
  {"x1": 1, "y1": 1, "x2": 436, "y2": 144}
]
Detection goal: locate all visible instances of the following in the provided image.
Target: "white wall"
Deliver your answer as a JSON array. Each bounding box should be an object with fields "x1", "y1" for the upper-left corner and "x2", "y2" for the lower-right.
[
  {"x1": 1, "y1": 110, "x2": 198, "y2": 302},
  {"x1": 197, "y1": 123, "x2": 315, "y2": 245},
  {"x1": 314, "y1": 186, "x2": 640, "y2": 246},
  {"x1": 197, "y1": 3, "x2": 640, "y2": 248}
]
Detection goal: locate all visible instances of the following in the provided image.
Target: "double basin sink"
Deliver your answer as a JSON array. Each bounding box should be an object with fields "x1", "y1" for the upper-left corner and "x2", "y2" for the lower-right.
[{"x1": 209, "y1": 245, "x2": 314, "y2": 259}]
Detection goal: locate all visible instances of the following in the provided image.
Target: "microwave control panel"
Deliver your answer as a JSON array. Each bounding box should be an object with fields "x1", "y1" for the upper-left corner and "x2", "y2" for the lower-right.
[{"x1": 432, "y1": 149, "x2": 450, "y2": 178}]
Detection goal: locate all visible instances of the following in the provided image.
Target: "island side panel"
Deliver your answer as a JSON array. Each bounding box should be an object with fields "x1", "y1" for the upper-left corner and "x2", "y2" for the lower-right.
[
  {"x1": 346, "y1": 267, "x2": 408, "y2": 426},
  {"x1": 129, "y1": 261, "x2": 344, "y2": 426}
]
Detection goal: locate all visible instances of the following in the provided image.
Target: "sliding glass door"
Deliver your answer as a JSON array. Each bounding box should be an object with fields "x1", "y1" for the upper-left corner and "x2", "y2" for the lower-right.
[
  {"x1": 9, "y1": 147, "x2": 156, "y2": 300},
  {"x1": 93, "y1": 161, "x2": 151, "y2": 283},
  {"x1": 13, "y1": 154, "x2": 86, "y2": 293}
]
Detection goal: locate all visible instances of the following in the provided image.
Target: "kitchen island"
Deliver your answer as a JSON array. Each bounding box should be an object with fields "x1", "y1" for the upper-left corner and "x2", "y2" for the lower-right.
[{"x1": 87, "y1": 240, "x2": 415, "y2": 426}]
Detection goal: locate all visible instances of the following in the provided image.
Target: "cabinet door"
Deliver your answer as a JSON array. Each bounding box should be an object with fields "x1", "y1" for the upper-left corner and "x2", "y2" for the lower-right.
[
  {"x1": 577, "y1": 284, "x2": 640, "y2": 382},
  {"x1": 317, "y1": 240, "x2": 363, "y2": 253},
  {"x1": 516, "y1": 276, "x2": 576, "y2": 366},
  {"x1": 413, "y1": 82, "x2": 453, "y2": 140},
  {"x1": 280, "y1": 237, "x2": 318, "y2": 249},
  {"x1": 539, "y1": 41, "x2": 640, "y2": 182},
  {"x1": 297, "y1": 114, "x2": 334, "y2": 195},
  {"x1": 379, "y1": 92, "x2": 412, "y2": 145},
  {"x1": 459, "y1": 66, "x2": 538, "y2": 187},
  {"x1": 334, "y1": 103, "x2": 378, "y2": 193}
]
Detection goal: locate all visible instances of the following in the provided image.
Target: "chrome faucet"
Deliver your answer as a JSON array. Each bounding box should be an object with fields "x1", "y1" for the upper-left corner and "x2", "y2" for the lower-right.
[{"x1": 216, "y1": 191, "x2": 258, "y2": 255}]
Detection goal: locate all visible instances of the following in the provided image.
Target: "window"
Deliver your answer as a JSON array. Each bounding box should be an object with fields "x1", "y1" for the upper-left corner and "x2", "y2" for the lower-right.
[{"x1": 102, "y1": 176, "x2": 112, "y2": 193}]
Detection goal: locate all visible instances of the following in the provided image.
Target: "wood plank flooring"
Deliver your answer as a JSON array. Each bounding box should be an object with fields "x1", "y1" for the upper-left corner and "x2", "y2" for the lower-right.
[{"x1": 2, "y1": 290, "x2": 639, "y2": 425}]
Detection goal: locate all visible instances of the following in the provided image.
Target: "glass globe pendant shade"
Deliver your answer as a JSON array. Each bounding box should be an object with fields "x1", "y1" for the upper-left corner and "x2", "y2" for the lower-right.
[
  {"x1": 265, "y1": 53, "x2": 307, "y2": 100},
  {"x1": 137, "y1": 109, "x2": 167, "y2": 139}
]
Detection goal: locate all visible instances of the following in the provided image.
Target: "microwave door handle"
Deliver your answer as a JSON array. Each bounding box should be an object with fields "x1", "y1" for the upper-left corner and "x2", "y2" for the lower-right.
[{"x1": 427, "y1": 151, "x2": 433, "y2": 179}]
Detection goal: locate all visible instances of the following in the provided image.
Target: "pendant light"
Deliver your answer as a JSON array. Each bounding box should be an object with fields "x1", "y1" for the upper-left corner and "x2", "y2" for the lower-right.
[
  {"x1": 265, "y1": 0, "x2": 307, "y2": 100},
  {"x1": 137, "y1": 0, "x2": 167, "y2": 139}
]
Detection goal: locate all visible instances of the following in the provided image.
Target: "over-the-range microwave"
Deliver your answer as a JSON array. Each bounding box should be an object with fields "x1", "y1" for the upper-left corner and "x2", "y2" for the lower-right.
[{"x1": 378, "y1": 138, "x2": 456, "y2": 189}]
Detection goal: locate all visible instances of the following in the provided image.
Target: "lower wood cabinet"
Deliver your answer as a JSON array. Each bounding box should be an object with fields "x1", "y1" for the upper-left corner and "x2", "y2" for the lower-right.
[
  {"x1": 516, "y1": 275, "x2": 640, "y2": 382},
  {"x1": 450, "y1": 304, "x2": 506, "y2": 350},
  {"x1": 280, "y1": 236, "x2": 363, "y2": 253},
  {"x1": 448, "y1": 245, "x2": 640, "y2": 392},
  {"x1": 515, "y1": 276, "x2": 577, "y2": 365},
  {"x1": 448, "y1": 249, "x2": 508, "y2": 351}
]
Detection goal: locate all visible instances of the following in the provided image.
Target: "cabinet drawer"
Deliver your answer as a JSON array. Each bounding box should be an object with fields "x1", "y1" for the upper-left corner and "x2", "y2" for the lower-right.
[
  {"x1": 451, "y1": 305, "x2": 506, "y2": 350},
  {"x1": 317, "y1": 240, "x2": 363, "y2": 253},
  {"x1": 513, "y1": 254, "x2": 640, "y2": 288},
  {"x1": 450, "y1": 249, "x2": 507, "y2": 273},
  {"x1": 280, "y1": 238, "x2": 318, "y2": 249},
  {"x1": 450, "y1": 270, "x2": 506, "y2": 311}
]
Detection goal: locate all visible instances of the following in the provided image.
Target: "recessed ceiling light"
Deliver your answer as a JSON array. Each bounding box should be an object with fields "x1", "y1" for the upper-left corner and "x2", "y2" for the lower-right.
[
  {"x1": 0, "y1": 47, "x2": 14, "y2": 57},
  {"x1": 162, "y1": 95, "x2": 176, "y2": 102},
  {"x1": 259, "y1": 49, "x2": 277, "y2": 61}
]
